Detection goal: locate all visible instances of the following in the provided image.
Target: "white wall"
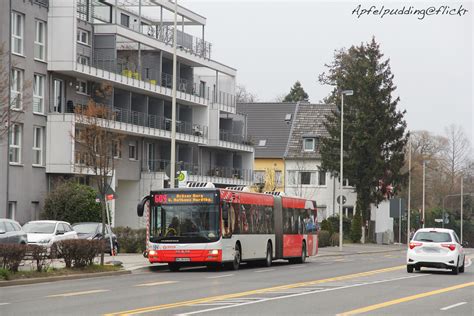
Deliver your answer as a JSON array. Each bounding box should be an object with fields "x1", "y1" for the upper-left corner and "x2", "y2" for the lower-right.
[
  {"x1": 284, "y1": 159, "x2": 357, "y2": 220},
  {"x1": 48, "y1": 0, "x2": 77, "y2": 70},
  {"x1": 46, "y1": 114, "x2": 75, "y2": 174}
]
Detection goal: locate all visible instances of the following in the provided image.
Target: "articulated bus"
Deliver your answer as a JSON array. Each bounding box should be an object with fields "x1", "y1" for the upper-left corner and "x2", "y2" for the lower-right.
[{"x1": 137, "y1": 188, "x2": 319, "y2": 271}]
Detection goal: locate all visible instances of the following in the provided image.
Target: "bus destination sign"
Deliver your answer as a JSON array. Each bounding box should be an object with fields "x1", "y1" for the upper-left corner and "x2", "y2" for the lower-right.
[{"x1": 153, "y1": 192, "x2": 215, "y2": 204}]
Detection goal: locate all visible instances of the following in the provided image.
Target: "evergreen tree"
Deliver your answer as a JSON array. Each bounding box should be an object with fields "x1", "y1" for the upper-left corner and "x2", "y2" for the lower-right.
[
  {"x1": 350, "y1": 210, "x2": 362, "y2": 242},
  {"x1": 283, "y1": 81, "x2": 309, "y2": 102},
  {"x1": 319, "y1": 37, "x2": 408, "y2": 233}
]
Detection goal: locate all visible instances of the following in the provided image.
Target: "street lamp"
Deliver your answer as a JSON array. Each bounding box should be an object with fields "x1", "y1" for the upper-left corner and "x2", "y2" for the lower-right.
[
  {"x1": 169, "y1": 0, "x2": 178, "y2": 188},
  {"x1": 339, "y1": 89, "x2": 353, "y2": 251}
]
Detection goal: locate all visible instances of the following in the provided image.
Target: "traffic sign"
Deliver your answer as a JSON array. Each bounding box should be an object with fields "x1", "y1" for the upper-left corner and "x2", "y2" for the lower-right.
[{"x1": 336, "y1": 195, "x2": 347, "y2": 205}]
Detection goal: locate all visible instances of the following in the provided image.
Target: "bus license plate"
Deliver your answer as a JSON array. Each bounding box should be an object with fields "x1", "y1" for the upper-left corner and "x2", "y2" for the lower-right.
[{"x1": 176, "y1": 258, "x2": 190, "y2": 262}]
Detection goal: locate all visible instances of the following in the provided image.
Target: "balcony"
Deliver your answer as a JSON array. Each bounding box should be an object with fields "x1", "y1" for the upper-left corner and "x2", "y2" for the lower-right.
[
  {"x1": 73, "y1": 59, "x2": 236, "y2": 110},
  {"x1": 143, "y1": 159, "x2": 253, "y2": 185},
  {"x1": 218, "y1": 129, "x2": 254, "y2": 152}
]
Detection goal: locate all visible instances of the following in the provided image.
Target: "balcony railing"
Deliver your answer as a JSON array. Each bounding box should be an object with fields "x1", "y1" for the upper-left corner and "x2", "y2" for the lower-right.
[
  {"x1": 66, "y1": 103, "x2": 208, "y2": 138},
  {"x1": 219, "y1": 129, "x2": 254, "y2": 146},
  {"x1": 143, "y1": 159, "x2": 253, "y2": 181},
  {"x1": 75, "y1": 52, "x2": 236, "y2": 109}
]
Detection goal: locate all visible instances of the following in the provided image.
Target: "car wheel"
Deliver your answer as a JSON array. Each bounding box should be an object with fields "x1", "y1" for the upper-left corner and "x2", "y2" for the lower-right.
[
  {"x1": 295, "y1": 242, "x2": 306, "y2": 264},
  {"x1": 415, "y1": 266, "x2": 421, "y2": 272},
  {"x1": 451, "y1": 261, "x2": 459, "y2": 275},
  {"x1": 407, "y1": 265, "x2": 414, "y2": 273},
  {"x1": 168, "y1": 263, "x2": 181, "y2": 272}
]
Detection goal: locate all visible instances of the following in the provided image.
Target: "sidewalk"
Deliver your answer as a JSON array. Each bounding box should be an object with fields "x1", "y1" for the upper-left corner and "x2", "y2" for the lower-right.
[{"x1": 115, "y1": 243, "x2": 407, "y2": 271}]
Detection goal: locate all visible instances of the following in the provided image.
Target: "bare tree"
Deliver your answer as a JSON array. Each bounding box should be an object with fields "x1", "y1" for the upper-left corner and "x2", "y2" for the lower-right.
[
  {"x1": 73, "y1": 84, "x2": 124, "y2": 265},
  {"x1": 251, "y1": 167, "x2": 282, "y2": 193},
  {"x1": 236, "y1": 84, "x2": 258, "y2": 103}
]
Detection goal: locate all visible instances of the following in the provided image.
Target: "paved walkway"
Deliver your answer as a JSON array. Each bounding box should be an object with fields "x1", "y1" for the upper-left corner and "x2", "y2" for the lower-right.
[{"x1": 113, "y1": 243, "x2": 407, "y2": 271}]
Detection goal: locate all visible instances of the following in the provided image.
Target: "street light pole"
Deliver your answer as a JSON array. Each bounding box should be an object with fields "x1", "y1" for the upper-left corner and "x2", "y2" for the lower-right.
[
  {"x1": 460, "y1": 176, "x2": 463, "y2": 243},
  {"x1": 339, "y1": 90, "x2": 353, "y2": 251},
  {"x1": 422, "y1": 160, "x2": 426, "y2": 228},
  {"x1": 169, "y1": 0, "x2": 178, "y2": 188},
  {"x1": 407, "y1": 139, "x2": 411, "y2": 243}
]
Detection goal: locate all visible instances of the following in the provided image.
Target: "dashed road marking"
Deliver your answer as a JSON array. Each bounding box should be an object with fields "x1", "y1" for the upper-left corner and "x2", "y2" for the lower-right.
[
  {"x1": 0, "y1": 303, "x2": 10, "y2": 306},
  {"x1": 47, "y1": 289, "x2": 109, "y2": 298},
  {"x1": 207, "y1": 274, "x2": 234, "y2": 279},
  {"x1": 440, "y1": 302, "x2": 467, "y2": 311},
  {"x1": 135, "y1": 281, "x2": 178, "y2": 287},
  {"x1": 254, "y1": 269, "x2": 275, "y2": 273}
]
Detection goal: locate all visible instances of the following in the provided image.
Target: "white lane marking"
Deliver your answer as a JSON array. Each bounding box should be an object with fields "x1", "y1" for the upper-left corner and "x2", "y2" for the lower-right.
[
  {"x1": 440, "y1": 302, "x2": 467, "y2": 311},
  {"x1": 0, "y1": 303, "x2": 10, "y2": 306},
  {"x1": 47, "y1": 289, "x2": 109, "y2": 298},
  {"x1": 289, "y1": 265, "x2": 305, "y2": 269},
  {"x1": 254, "y1": 269, "x2": 275, "y2": 273},
  {"x1": 207, "y1": 274, "x2": 234, "y2": 279},
  {"x1": 135, "y1": 281, "x2": 178, "y2": 287},
  {"x1": 175, "y1": 274, "x2": 427, "y2": 316}
]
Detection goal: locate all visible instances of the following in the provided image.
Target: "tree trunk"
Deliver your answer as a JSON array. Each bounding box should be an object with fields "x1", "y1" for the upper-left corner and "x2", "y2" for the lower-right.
[{"x1": 100, "y1": 199, "x2": 106, "y2": 265}]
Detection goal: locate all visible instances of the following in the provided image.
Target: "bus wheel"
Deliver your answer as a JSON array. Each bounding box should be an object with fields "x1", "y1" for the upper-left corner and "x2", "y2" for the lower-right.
[
  {"x1": 228, "y1": 244, "x2": 241, "y2": 271},
  {"x1": 296, "y1": 242, "x2": 306, "y2": 264},
  {"x1": 168, "y1": 263, "x2": 181, "y2": 272},
  {"x1": 263, "y1": 242, "x2": 272, "y2": 267}
]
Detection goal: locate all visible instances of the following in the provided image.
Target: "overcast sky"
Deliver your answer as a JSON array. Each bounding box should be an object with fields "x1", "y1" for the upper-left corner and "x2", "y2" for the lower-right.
[{"x1": 181, "y1": 0, "x2": 473, "y2": 144}]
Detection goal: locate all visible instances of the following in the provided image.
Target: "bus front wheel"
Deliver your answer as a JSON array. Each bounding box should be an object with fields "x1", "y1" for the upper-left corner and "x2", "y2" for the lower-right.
[
  {"x1": 290, "y1": 242, "x2": 306, "y2": 264},
  {"x1": 228, "y1": 244, "x2": 241, "y2": 271}
]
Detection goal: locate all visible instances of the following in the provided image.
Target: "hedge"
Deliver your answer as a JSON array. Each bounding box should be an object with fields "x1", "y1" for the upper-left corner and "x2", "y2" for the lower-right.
[
  {"x1": 318, "y1": 230, "x2": 331, "y2": 247},
  {"x1": 113, "y1": 227, "x2": 147, "y2": 253}
]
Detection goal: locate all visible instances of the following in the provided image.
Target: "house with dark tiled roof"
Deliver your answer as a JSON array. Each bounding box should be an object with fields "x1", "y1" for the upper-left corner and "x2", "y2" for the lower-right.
[
  {"x1": 237, "y1": 102, "x2": 298, "y2": 192},
  {"x1": 283, "y1": 102, "x2": 357, "y2": 219}
]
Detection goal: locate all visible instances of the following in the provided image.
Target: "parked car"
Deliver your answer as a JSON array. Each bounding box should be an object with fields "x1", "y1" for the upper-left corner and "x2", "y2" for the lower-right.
[
  {"x1": 72, "y1": 222, "x2": 119, "y2": 255},
  {"x1": 23, "y1": 220, "x2": 77, "y2": 248},
  {"x1": 407, "y1": 228, "x2": 466, "y2": 275},
  {"x1": 0, "y1": 218, "x2": 27, "y2": 244}
]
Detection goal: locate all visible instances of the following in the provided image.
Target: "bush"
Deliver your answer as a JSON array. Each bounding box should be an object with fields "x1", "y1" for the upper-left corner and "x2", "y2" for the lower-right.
[
  {"x1": 113, "y1": 227, "x2": 147, "y2": 253},
  {"x1": 27, "y1": 245, "x2": 51, "y2": 272},
  {"x1": 56, "y1": 240, "x2": 104, "y2": 268},
  {"x1": 0, "y1": 268, "x2": 11, "y2": 280},
  {"x1": 330, "y1": 233, "x2": 340, "y2": 247},
  {"x1": 0, "y1": 244, "x2": 27, "y2": 272},
  {"x1": 320, "y1": 219, "x2": 333, "y2": 236},
  {"x1": 350, "y1": 211, "x2": 363, "y2": 243},
  {"x1": 42, "y1": 180, "x2": 102, "y2": 223},
  {"x1": 327, "y1": 215, "x2": 351, "y2": 237},
  {"x1": 318, "y1": 230, "x2": 330, "y2": 247}
]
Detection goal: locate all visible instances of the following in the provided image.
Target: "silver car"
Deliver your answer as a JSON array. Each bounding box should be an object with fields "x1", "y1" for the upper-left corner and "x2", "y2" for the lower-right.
[{"x1": 0, "y1": 218, "x2": 28, "y2": 244}]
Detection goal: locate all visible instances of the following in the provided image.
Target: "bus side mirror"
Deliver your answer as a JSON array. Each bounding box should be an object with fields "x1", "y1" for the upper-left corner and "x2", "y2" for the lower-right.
[{"x1": 137, "y1": 196, "x2": 150, "y2": 217}]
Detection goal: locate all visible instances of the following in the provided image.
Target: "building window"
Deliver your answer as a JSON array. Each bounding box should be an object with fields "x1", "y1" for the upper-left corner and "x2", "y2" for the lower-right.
[
  {"x1": 53, "y1": 79, "x2": 63, "y2": 112},
  {"x1": 318, "y1": 171, "x2": 326, "y2": 186},
  {"x1": 8, "y1": 202, "x2": 17, "y2": 220},
  {"x1": 77, "y1": 54, "x2": 90, "y2": 66},
  {"x1": 113, "y1": 140, "x2": 122, "y2": 159},
  {"x1": 76, "y1": 79, "x2": 88, "y2": 95},
  {"x1": 9, "y1": 123, "x2": 22, "y2": 163},
  {"x1": 258, "y1": 139, "x2": 267, "y2": 147},
  {"x1": 33, "y1": 126, "x2": 44, "y2": 166},
  {"x1": 303, "y1": 138, "x2": 315, "y2": 152},
  {"x1": 11, "y1": 12, "x2": 24, "y2": 55},
  {"x1": 275, "y1": 170, "x2": 282, "y2": 186},
  {"x1": 300, "y1": 172, "x2": 311, "y2": 185},
  {"x1": 77, "y1": 29, "x2": 90, "y2": 45},
  {"x1": 11, "y1": 68, "x2": 23, "y2": 110},
  {"x1": 35, "y1": 20, "x2": 46, "y2": 61},
  {"x1": 33, "y1": 74, "x2": 45, "y2": 114},
  {"x1": 254, "y1": 170, "x2": 265, "y2": 184},
  {"x1": 128, "y1": 141, "x2": 138, "y2": 160},
  {"x1": 120, "y1": 13, "x2": 130, "y2": 27}
]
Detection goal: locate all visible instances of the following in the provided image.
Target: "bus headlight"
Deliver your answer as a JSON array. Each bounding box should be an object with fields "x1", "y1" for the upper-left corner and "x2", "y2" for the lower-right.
[
  {"x1": 208, "y1": 249, "x2": 219, "y2": 255},
  {"x1": 148, "y1": 250, "x2": 157, "y2": 256}
]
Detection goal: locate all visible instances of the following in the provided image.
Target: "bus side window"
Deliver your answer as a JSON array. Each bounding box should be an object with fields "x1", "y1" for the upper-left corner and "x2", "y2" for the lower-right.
[
  {"x1": 222, "y1": 202, "x2": 232, "y2": 238},
  {"x1": 232, "y1": 203, "x2": 240, "y2": 234}
]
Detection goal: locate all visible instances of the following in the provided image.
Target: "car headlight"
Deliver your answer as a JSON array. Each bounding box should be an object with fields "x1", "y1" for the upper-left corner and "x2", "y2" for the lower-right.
[
  {"x1": 148, "y1": 250, "x2": 157, "y2": 256},
  {"x1": 208, "y1": 249, "x2": 219, "y2": 255},
  {"x1": 38, "y1": 239, "x2": 51, "y2": 244}
]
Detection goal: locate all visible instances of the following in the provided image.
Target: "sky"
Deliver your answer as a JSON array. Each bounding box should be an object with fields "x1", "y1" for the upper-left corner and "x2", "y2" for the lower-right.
[{"x1": 180, "y1": 0, "x2": 473, "y2": 144}]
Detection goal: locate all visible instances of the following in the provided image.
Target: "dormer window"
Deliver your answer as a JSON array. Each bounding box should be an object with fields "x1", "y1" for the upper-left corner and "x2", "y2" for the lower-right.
[
  {"x1": 303, "y1": 138, "x2": 315, "y2": 152},
  {"x1": 258, "y1": 139, "x2": 267, "y2": 147}
]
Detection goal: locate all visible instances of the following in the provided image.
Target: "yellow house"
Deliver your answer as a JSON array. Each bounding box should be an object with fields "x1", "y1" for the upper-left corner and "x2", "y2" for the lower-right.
[{"x1": 237, "y1": 102, "x2": 298, "y2": 193}]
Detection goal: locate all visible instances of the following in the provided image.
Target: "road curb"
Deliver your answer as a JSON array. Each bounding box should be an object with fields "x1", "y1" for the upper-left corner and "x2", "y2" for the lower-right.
[
  {"x1": 0, "y1": 269, "x2": 131, "y2": 287},
  {"x1": 316, "y1": 248, "x2": 405, "y2": 258}
]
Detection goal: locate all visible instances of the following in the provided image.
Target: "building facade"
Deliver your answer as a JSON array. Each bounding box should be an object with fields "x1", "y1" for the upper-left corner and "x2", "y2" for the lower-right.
[{"x1": 1, "y1": 0, "x2": 254, "y2": 228}]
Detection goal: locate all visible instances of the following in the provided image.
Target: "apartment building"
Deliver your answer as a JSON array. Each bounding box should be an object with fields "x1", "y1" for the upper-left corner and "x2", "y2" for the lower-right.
[{"x1": 1, "y1": 0, "x2": 254, "y2": 228}]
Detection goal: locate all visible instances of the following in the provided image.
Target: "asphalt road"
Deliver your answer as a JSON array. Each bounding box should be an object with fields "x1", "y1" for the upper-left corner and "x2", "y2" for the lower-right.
[{"x1": 1, "y1": 249, "x2": 473, "y2": 316}]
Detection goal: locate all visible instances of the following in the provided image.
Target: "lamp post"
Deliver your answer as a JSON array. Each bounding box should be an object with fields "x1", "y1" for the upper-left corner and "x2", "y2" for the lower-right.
[
  {"x1": 407, "y1": 139, "x2": 411, "y2": 243},
  {"x1": 169, "y1": 0, "x2": 178, "y2": 188},
  {"x1": 339, "y1": 89, "x2": 353, "y2": 251}
]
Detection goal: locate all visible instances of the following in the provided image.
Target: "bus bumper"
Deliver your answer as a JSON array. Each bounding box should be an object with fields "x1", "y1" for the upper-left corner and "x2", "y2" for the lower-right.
[{"x1": 147, "y1": 249, "x2": 222, "y2": 264}]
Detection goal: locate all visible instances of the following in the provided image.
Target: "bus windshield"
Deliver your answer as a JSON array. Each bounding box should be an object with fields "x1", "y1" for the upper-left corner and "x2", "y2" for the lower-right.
[{"x1": 150, "y1": 204, "x2": 220, "y2": 243}]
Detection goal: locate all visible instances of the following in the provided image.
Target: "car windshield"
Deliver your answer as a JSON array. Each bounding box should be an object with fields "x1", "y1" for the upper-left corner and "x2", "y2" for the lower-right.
[
  {"x1": 73, "y1": 223, "x2": 99, "y2": 234},
  {"x1": 150, "y1": 204, "x2": 219, "y2": 243},
  {"x1": 23, "y1": 222, "x2": 56, "y2": 234},
  {"x1": 413, "y1": 231, "x2": 452, "y2": 242}
]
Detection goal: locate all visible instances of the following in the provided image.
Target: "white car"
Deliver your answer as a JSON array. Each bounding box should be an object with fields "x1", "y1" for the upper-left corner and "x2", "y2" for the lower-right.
[
  {"x1": 23, "y1": 220, "x2": 78, "y2": 248},
  {"x1": 407, "y1": 228, "x2": 466, "y2": 274}
]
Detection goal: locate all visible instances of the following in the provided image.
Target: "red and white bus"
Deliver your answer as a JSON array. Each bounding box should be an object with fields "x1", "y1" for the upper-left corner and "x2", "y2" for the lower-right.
[{"x1": 137, "y1": 188, "x2": 319, "y2": 271}]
